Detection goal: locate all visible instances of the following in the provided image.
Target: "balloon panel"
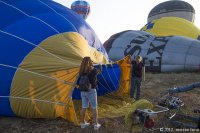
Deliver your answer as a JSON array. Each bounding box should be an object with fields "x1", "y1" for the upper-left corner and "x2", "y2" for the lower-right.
[
  {"x1": 142, "y1": 17, "x2": 200, "y2": 40},
  {"x1": 0, "y1": 0, "x2": 112, "y2": 121},
  {"x1": 71, "y1": 0, "x2": 90, "y2": 19},
  {"x1": 72, "y1": 64, "x2": 121, "y2": 99},
  {"x1": 148, "y1": 0, "x2": 195, "y2": 22},
  {"x1": 104, "y1": 30, "x2": 200, "y2": 72}
]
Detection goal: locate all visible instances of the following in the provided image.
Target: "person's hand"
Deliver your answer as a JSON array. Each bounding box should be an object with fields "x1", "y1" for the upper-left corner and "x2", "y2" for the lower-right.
[
  {"x1": 127, "y1": 58, "x2": 131, "y2": 64},
  {"x1": 75, "y1": 84, "x2": 79, "y2": 88},
  {"x1": 100, "y1": 64, "x2": 103, "y2": 71},
  {"x1": 98, "y1": 64, "x2": 102, "y2": 73}
]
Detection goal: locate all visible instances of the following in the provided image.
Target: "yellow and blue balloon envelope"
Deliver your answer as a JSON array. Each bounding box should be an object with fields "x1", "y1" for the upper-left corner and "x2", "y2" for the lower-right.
[{"x1": 0, "y1": 0, "x2": 121, "y2": 124}]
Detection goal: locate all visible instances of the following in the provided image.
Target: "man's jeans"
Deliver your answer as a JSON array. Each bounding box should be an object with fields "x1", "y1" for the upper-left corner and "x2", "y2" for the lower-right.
[{"x1": 130, "y1": 77, "x2": 142, "y2": 100}]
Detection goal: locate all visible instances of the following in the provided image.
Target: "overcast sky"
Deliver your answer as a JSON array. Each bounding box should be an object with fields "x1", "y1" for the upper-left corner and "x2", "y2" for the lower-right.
[{"x1": 54, "y1": 0, "x2": 200, "y2": 43}]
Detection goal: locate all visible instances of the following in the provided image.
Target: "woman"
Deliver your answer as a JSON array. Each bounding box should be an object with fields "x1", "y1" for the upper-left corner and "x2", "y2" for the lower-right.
[{"x1": 78, "y1": 56, "x2": 102, "y2": 130}]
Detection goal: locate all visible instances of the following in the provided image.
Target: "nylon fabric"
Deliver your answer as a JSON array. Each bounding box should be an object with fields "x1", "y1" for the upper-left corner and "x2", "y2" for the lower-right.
[
  {"x1": 10, "y1": 32, "x2": 108, "y2": 123},
  {"x1": 141, "y1": 17, "x2": 200, "y2": 40},
  {"x1": 117, "y1": 55, "x2": 131, "y2": 96}
]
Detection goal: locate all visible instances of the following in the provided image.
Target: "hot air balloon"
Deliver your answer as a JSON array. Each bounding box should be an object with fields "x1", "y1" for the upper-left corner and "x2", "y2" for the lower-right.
[
  {"x1": 0, "y1": 0, "x2": 131, "y2": 125},
  {"x1": 71, "y1": 0, "x2": 90, "y2": 19},
  {"x1": 148, "y1": 0, "x2": 195, "y2": 23},
  {"x1": 103, "y1": 30, "x2": 200, "y2": 72},
  {"x1": 141, "y1": 17, "x2": 200, "y2": 40}
]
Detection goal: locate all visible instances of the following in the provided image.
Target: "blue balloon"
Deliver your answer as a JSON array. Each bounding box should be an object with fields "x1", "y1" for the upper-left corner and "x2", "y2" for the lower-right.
[{"x1": 0, "y1": 0, "x2": 110, "y2": 117}]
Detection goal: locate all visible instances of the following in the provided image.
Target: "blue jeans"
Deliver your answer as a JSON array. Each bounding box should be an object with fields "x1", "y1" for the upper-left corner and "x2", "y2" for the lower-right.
[
  {"x1": 130, "y1": 77, "x2": 142, "y2": 100},
  {"x1": 81, "y1": 89, "x2": 97, "y2": 109}
]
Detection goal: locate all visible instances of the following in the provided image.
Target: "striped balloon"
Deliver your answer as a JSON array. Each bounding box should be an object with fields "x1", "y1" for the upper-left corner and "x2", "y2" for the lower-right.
[{"x1": 71, "y1": 0, "x2": 90, "y2": 19}]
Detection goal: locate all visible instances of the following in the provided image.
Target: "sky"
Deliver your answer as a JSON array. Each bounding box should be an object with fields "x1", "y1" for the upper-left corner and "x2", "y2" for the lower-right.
[{"x1": 53, "y1": 0, "x2": 200, "y2": 43}]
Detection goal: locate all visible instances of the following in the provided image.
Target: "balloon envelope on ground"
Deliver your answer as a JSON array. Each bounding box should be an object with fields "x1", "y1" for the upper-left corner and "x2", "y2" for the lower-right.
[
  {"x1": 0, "y1": 0, "x2": 126, "y2": 124},
  {"x1": 104, "y1": 30, "x2": 200, "y2": 72}
]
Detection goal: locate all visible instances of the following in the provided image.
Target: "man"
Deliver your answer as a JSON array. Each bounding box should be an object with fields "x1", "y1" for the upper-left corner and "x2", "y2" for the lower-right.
[{"x1": 130, "y1": 55, "x2": 145, "y2": 100}]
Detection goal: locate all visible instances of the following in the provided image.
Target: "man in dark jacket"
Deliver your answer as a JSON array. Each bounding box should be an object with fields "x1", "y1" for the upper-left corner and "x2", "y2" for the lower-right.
[{"x1": 130, "y1": 55, "x2": 145, "y2": 100}]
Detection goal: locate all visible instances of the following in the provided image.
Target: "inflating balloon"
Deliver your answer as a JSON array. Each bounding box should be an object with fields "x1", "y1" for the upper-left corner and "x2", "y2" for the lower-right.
[
  {"x1": 104, "y1": 30, "x2": 200, "y2": 72},
  {"x1": 0, "y1": 0, "x2": 125, "y2": 124},
  {"x1": 71, "y1": 0, "x2": 90, "y2": 19}
]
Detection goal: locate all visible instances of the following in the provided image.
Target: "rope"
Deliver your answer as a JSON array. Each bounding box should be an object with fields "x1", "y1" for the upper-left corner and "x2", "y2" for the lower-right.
[
  {"x1": 0, "y1": 30, "x2": 78, "y2": 66},
  {"x1": 110, "y1": 63, "x2": 120, "y2": 83},
  {"x1": 97, "y1": 80, "x2": 115, "y2": 96},
  {"x1": 0, "y1": 63, "x2": 77, "y2": 86},
  {"x1": 0, "y1": 1, "x2": 60, "y2": 33},
  {"x1": 37, "y1": 0, "x2": 94, "y2": 54},
  {"x1": 0, "y1": 96, "x2": 69, "y2": 106},
  {"x1": 0, "y1": 0, "x2": 97, "y2": 65},
  {"x1": 37, "y1": 0, "x2": 78, "y2": 32},
  {"x1": 0, "y1": 63, "x2": 79, "y2": 106},
  {"x1": 98, "y1": 69, "x2": 115, "y2": 93},
  {"x1": 0, "y1": 0, "x2": 79, "y2": 46},
  {"x1": 104, "y1": 64, "x2": 118, "y2": 89},
  {"x1": 0, "y1": 0, "x2": 125, "y2": 99}
]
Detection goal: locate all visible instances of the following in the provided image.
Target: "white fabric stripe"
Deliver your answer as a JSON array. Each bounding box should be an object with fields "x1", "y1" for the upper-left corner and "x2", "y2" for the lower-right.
[
  {"x1": 111, "y1": 63, "x2": 120, "y2": 83},
  {"x1": 98, "y1": 72, "x2": 114, "y2": 92},
  {"x1": 0, "y1": 30, "x2": 78, "y2": 65},
  {"x1": 38, "y1": 0, "x2": 78, "y2": 32},
  {"x1": 0, "y1": 0, "x2": 81, "y2": 47},
  {"x1": 0, "y1": 63, "x2": 77, "y2": 106},
  {"x1": 97, "y1": 80, "x2": 115, "y2": 95},
  {"x1": 0, "y1": 0, "x2": 60, "y2": 33},
  {"x1": 0, "y1": 63, "x2": 76, "y2": 86},
  {"x1": 0, "y1": 0, "x2": 101, "y2": 64},
  {"x1": 0, "y1": 96, "x2": 69, "y2": 106},
  {"x1": 38, "y1": 0, "x2": 94, "y2": 57},
  {"x1": 105, "y1": 65, "x2": 117, "y2": 88}
]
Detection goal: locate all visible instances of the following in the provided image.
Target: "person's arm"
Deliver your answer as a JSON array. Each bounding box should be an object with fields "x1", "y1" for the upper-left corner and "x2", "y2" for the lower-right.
[
  {"x1": 142, "y1": 66, "x2": 145, "y2": 82},
  {"x1": 98, "y1": 64, "x2": 102, "y2": 73}
]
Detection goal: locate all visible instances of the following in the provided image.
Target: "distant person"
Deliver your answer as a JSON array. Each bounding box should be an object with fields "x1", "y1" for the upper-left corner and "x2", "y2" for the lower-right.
[
  {"x1": 129, "y1": 55, "x2": 145, "y2": 100},
  {"x1": 78, "y1": 56, "x2": 102, "y2": 130}
]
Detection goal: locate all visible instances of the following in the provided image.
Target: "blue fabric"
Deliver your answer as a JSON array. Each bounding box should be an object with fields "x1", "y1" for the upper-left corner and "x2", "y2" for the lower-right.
[
  {"x1": 0, "y1": 66, "x2": 15, "y2": 116},
  {"x1": 147, "y1": 22, "x2": 154, "y2": 29},
  {"x1": 0, "y1": 0, "x2": 108, "y2": 116},
  {"x1": 72, "y1": 64, "x2": 121, "y2": 99},
  {"x1": 0, "y1": 32, "x2": 35, "y2": 67},
  {"x1": 0, "y1": 0, "x2": 108, "y2": 58},
  {"x1": 0, "y1": 32, "x2": 34, "y2": 116}
]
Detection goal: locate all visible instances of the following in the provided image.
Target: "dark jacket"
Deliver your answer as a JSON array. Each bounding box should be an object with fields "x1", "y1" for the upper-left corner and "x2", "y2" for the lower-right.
[{"x1": 131, "y1": 60, "x2": 144, "y2": 78}]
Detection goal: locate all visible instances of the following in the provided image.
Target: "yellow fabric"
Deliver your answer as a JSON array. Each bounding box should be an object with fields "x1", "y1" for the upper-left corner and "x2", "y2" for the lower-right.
[
  {"x1": 71, "y1": 55, "x2": 133, "y2": 125},
  {"x1": 10, "y1": 32, "x2": 109, "y2": 124},
  {"x1": 11, "y1": 68, "x2": 79, "y2": 122},
  {"x1": 141, "y1": 17, "x2": 200, "y2": 40},
  {"x1": 124, "y1": 99, "x2": 153, "y2": 132},
  {"x1": 10, "y1": 32, "x2": 134, "y2": 125},
  {"x1": 116, "y1": 55, "x2": 131, "y2": 96}
]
